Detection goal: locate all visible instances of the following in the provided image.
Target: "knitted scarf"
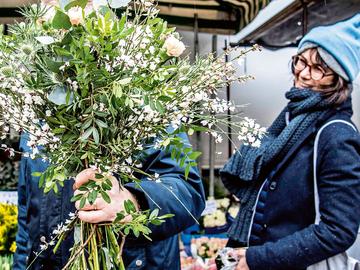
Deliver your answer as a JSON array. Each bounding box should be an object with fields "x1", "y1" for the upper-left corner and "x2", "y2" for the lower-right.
[{"x1": 221, "y1": 87, "x2": 335, "y2": 182}]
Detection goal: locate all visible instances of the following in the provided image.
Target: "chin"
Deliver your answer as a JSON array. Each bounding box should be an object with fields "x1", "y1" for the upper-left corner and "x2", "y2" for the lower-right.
[{"x1": 295, "y1": 82, "x2": 313, "y2": 89}]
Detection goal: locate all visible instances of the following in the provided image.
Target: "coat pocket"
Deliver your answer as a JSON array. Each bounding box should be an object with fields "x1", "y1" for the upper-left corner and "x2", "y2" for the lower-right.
[{"x1": 123, "y1": 246, "x2": 147, "y2": 270}]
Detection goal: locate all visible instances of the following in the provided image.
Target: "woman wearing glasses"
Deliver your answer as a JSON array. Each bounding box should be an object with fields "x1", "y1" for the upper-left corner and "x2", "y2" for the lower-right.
[{"x1": 220, "y1": 14, "x2": 360, "y2": 270}]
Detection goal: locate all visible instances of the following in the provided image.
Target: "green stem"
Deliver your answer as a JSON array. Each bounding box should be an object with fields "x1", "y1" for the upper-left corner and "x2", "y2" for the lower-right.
[
  {"x1": 53, "y1": 234, "x2": 65, "y2": 254},
  {"x1": 91, "y1": 225, "x2": 100, "y2": 270}
]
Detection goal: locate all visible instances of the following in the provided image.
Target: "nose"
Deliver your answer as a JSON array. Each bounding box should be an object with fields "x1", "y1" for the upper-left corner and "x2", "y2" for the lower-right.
[{"x1": 298, "y1": 66, "x2": 312, "y2": 80}]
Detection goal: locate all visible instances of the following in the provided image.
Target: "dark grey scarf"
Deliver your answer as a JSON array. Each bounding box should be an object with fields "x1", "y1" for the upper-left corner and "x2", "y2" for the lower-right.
[{"x1": 221, "y1": 87, "x2": 335, "y2": 182}]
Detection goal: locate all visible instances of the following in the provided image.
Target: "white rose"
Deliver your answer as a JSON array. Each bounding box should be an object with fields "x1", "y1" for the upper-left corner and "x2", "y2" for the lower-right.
[
  {"x1": 163, "y1": 36, "x2": 185, "y2": 57},
  {"x1": 68, "y1": 6, "x2": 84, "y2": 26}
]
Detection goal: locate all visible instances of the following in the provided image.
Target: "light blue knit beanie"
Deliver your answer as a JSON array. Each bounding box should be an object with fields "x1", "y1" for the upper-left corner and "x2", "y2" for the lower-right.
[{"x1": 298, "y1": 13, "x2": 360, "y2": 82}]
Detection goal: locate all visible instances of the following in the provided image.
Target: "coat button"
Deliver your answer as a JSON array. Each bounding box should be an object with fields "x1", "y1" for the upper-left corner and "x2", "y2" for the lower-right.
[
  {"x1": 269, "y1": 181, "x2": 277, "y2": 190},
  {"x1": 136, "y1": 260, "x2": 143, "y2": 267},
  {"x1": 263, "y1": 224, "x2": 268, "y2": 230}
]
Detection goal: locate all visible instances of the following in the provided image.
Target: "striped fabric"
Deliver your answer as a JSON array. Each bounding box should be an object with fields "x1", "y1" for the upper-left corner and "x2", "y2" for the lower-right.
[
  {"x1": 157, "y1": 0, "x2": 270, "y2": 34},
  {"x1": 0, "y1": 0, "x2": 270, "y2": 34}
]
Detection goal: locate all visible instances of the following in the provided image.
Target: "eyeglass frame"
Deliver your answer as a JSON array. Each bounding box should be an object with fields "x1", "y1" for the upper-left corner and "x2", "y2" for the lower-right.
[{"x1": 291, "y1": 55, "x2": 335, "y2": 81}]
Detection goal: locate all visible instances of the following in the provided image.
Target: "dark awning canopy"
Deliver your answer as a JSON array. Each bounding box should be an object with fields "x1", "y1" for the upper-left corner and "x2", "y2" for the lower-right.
[
  {"x1": 157, "y1": 0, "x2": 270, "y2": 34},
  {"x1": 0, "y1": 0, "x2": 270, "y2": 35},
  {"x1": 230, "y1": 0, "x2": 360, "y2": 48}
]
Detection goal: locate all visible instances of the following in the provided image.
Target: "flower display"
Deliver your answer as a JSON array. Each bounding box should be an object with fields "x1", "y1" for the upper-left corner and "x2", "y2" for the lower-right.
[
  {"x1": 203, "y1": 209, "x2": 227, "y2": 228},
  {"x1": 0, "y1": 204, "x2": 18, "y2": 254},
  {"x1": 192, "y1": 237, "x2": 227, "y2": 259},
  {"x1": 180, "y1": 237, "x2": 226, "y2": 270},
  {"x1": 202, "y1": 198, "x2": 239, "y2": 229}
]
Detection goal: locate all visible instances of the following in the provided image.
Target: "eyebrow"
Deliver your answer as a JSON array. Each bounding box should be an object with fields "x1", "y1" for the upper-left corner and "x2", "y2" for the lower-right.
[{"x1": 300, "y1": 54, "x2": 327, "y2": 69}]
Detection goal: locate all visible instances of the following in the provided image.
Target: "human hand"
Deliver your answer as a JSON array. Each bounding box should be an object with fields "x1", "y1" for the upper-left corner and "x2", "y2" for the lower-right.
[
  {"x1": 234, "y1": 249, "x2": 249, "y2": 270},
  {"x1": 73, "y1": 168, "x2": 139, "y2": 223}
]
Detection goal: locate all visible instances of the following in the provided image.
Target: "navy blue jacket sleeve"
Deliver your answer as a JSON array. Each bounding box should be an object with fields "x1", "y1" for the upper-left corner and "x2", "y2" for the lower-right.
[
  {"x1": 125, "y1": 133, "x2": 205, "y2": 241},
  {"x1": 13, "y1": 138, "x2": 29, "y2": 270},
  {"x1": 246, "y1": 123, "x2": 360, "y2": 270}
]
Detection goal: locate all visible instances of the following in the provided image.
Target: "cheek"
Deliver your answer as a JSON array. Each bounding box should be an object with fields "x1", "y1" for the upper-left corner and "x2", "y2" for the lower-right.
[{"x1": 320, "y1": 76, "x2": 335, "y2": 86}]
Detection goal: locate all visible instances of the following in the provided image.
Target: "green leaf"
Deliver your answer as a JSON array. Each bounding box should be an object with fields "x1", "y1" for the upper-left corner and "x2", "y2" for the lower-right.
[
  {"x1": 171, "y1": 148, "x2": 176, "y2": 160},
  {"x1": 52, "y1": 10, "x2": 72, "y2": 30},
  {"x1": 95, "y1": 119, "x2": 108, "y2": 128},
  {"x1": 93, "y1": 128, "x2": 100, "y2": 144},
  {"x1": 52, "y1": 128, "x2": 66, "y2": 134},
  {"x1": 185, "y1": 165, "x2": 190, "y2": 180},
  {"x1": 155, "y1": 100, "x2": 165, "y2": 114},
  {"x1": 190, "y1": 125, "x2": 208, "y2": 132},
  {"x1": 71, "y1": 193, "x2": 83, "y2": 202},
  {"x1": 118, "y1": 27, "x2": 134, "y2": 39},
  {"x1": 88, "y1": 190, "x2": 98, "y2": 204},
  {"x1": 150, "y1": 219, "x2": 163, "y2": 226},
  {"x1": 95, "y1": 173, "x2": 104, "y2": 179},
  {"x1": 125, "y1": 97, "x2": 134, "y2": 108},
  {"x1": 81, "y1": 127, "x2": 94, "y2": 141},
  {"x1": 79, "y1": 197, "x2": 86, "y2": 209},
  {"x1": 113, "y1": 83, "x2": 123, "y2": 98},
  {"x1": 158, "y1": 213, "x2": 175, "y2": 219},
  {"x1": 47, "y1": 117, "x2": 62, "y2": 125},
  {"x1": 149, "y1": 208, "x2": 159, "y2": 220},
  {"x1": 163, "y1": 138, "x2": 171, "y2": 147},
  {"x1": 114, "y1": 212, "x2": 125, "y2": 223},
  {"x1": 158, "y1": 95, "x2": 172, "y2": 102},
  {"x1": 143, "y1": 233, "x2": 152, "y2": 241},
  {"x1": 65, "y1": 0, "x2": 88, "y2": 10},
  {"x1": 32, "y1": 172, "x2": 42, "y2": 177},
  {"x1": 133, "y1": 228, "x2": 140, "y2": 238},
  {"x1": 101, "y1": 191, "x2": 111, "y2": 204},
  {"x1": 38, "y1": 174, "x2": 46, "y2": 188},
  {"x1": 118, "y1": 77, "x2": 131, "y2": 85},
  {"x1": 53, "y1": 183, "x2": 59, "y2": 193},
  {"x1": 179, "y1": 157, "x2": 186, "y2": 168},
  {"x1": 81, "y1": 118, "x2": 93, "y2": 130},
  {"x1": 101, "y1": 182, "x2": 112, "y2": 191},
  {"x1": 78, "y1": 185, "x2": 88, "y2": 191},
  {"x1": 54, "y1": 47, "x2": 72, "y2": 58},
  {"x1": 118, "y1": 14, "x2": 126, "y2": 31},
  {"x1": 124, "y1": 199, "x2": 136, "y2": 214},
  {"x1": 188, "y1": 151, "x2": 202, "y2": 160}
]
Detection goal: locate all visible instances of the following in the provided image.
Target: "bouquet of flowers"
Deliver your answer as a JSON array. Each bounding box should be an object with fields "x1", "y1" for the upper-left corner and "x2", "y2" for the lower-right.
[{"x1": 0, "y1": 0, "x2": 265, "y2": 269}]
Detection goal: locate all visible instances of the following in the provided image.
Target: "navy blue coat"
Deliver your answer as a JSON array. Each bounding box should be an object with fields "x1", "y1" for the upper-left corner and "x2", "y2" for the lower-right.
[
  {"x1": 222, "y1": 103, "x2": 360, "y2": 270},
  {"x1": 13, "y1": 133, "x2": 205, "y2": 270}
]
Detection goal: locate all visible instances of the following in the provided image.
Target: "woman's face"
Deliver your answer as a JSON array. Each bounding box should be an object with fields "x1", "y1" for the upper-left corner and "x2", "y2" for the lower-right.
[{"x1": 294, "y1": 49, "x2": 336, "y2": 90}]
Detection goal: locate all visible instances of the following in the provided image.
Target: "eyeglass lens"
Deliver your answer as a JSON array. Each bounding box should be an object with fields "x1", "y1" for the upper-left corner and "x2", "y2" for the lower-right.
[{"x1": 293, "y1": 56, "x2": 325, "y2": 80}]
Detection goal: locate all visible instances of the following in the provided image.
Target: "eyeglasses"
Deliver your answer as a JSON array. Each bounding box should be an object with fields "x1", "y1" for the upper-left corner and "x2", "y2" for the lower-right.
[{"x1": 292, "y1": 55, "x2": 334, "y2": 81}]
